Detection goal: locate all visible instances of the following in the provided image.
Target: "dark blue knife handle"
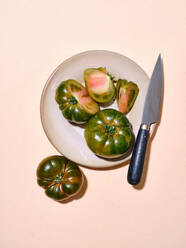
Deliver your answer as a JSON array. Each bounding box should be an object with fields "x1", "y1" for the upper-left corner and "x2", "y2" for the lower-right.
[{"x1": 127, "y1": 124, "x2": 150, "y2": 185}]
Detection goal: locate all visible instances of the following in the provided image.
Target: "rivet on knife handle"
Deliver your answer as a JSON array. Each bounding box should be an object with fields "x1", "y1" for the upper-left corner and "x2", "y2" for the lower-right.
[{"x1": 127, "y1": 124, "x2": 150, "y2": 185}]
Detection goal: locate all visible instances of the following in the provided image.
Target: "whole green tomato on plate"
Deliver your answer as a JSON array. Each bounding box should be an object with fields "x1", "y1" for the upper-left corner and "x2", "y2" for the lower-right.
[
  {"x1": 84, "y1": 67, "x2": 115, "y2": 103},
  {"x1": 37, "y1": 156, "x2": 83, "y2": 201},
  {"x1": 56, "y1": 79, "x2": 99, "y2": 124},
  {"x1": 84, "y1": 109, "x2": 134, "y2": 158}
]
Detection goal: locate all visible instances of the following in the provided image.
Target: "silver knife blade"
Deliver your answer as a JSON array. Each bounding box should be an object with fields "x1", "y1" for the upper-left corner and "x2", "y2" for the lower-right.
[{"x1": 142, "y1": 54, "x2": 163, "y2": 125}]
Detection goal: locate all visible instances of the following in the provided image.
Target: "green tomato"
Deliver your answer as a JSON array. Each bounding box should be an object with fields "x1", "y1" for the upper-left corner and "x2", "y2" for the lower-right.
[
  {"x1": 116, "y1": 79, "x2": 139, "y2": 114},
  {"x1": 56, "y1": 79, "x2": 99, "y2": 124},
  {"x1": 84, "y1": 109, "x2": 134, "y2": 158},
  {"x1": 84, "y1": 67, "x2": 115, "y2": 103},
  {"x1": 37, "y1": 156, "x2": 83, "y2": 201}
]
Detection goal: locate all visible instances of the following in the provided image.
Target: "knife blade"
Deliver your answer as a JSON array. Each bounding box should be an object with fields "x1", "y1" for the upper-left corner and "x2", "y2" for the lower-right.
[{"x1": 127, "y1": 54, "x2": 163, "y2": 185}]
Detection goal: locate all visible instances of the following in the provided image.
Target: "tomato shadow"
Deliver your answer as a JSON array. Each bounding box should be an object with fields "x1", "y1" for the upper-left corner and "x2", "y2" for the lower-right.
[
  {"x1": 69, "y1": 115, "x2": 135, "y2": 172},
  {"x1": 69, "y1": 97, "x2": 116, "y2": 129},
  {"x1": 58, "y1": 173, "x2": 88, "y2": 204},
  {"x1": 99, "y1": 96, "x2": 115, "y2": 108},
  {"x1": 69, "y1": 122, "x2": 86, "y2": 129},
  {"x1": 80, "y1": 134, "x2": 135, "y2": 171}
]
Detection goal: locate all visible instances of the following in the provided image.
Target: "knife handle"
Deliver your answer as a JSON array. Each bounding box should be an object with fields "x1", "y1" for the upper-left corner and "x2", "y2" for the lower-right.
[{"x1": 127, "y1": 124, "x2": 150, "y2": 185}]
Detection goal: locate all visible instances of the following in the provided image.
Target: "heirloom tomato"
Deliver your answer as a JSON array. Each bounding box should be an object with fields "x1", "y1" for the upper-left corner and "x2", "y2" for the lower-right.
[
  {"x1": 116, "y1": 79, "x2": 139, "y2": 114},
  {"x1": 84, "y1": 109, "x2": 133, "y2": 158},
  {"x1": 37, "y1": 156, "x2": 83, "y2": 201},
  {"x1": 56, "y1": 79, "x2": 99, "y2": 124},
  {"x1": 84, "y1": 67, "x2": 115, "y2": 103}
]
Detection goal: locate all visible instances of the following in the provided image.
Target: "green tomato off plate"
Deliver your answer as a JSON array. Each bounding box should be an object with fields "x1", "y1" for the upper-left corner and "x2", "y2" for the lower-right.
[{"x1": 37, "y1": 156, "x2": 83, "y2": 201}]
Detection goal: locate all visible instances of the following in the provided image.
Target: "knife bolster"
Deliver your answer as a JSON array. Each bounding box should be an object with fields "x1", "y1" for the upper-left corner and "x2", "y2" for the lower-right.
[{"x1": 140, "y1": 123, "x2": 150, "y2": 131}]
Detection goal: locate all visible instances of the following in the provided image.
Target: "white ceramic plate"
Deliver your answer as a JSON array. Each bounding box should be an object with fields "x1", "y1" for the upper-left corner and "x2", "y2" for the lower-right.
[{"x1": 40, "y1": 50, "x2": 153, "y2": 168}]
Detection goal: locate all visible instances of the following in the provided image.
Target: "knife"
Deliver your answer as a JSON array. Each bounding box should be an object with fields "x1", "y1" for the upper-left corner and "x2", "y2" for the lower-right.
[{"x1": 127, "y1": 54, "x2": 163, "y2": 185}]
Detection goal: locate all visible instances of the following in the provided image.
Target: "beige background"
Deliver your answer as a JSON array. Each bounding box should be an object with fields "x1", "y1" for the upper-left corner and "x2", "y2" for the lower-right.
[{"x1": 1, "y1": 0, "x2": 186, "y2": 247}]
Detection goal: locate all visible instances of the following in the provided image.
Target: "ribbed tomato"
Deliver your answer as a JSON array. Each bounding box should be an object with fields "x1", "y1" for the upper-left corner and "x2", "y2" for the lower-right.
[
  {"x1": 37, "y1": 156, "x2": 83, "y2": 201},
  {"x1": 56, "y1": 79, "x2": 99, "y2": 123},
  {"x1": 84, "y1": 109, "x2": 134, "y2": 158}
]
